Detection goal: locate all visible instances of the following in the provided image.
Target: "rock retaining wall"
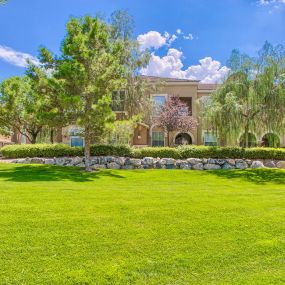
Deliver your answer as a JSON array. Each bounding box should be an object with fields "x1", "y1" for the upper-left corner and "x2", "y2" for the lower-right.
[{"x1": 10, "y1": 156, "x2": 285, "y2": 170}]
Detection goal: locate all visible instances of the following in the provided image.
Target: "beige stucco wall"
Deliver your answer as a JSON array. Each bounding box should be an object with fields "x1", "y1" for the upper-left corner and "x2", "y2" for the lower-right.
[
  {"x1": 146, "y1": 82, "x2": 201, "y2": 147},
  {"x1": 59, "y1": 82, "x2": 285, "y2": 148}
]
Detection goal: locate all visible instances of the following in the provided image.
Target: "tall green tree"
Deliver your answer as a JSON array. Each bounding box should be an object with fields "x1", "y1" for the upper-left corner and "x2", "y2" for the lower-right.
[
  {"x1": 109, "y1": 10, "x2": 155, "y2": 124},
  {"x1": 41, "y1": 16, "x2": 127, "y2": 171},
  {"x1": 201, "y1": 42, "x2": 285, "y2": 148}
]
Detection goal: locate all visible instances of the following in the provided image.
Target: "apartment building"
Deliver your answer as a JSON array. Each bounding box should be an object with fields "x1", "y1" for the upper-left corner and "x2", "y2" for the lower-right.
[{"x1": 7, "y1": 76, "x2": 285, "y2": 148}]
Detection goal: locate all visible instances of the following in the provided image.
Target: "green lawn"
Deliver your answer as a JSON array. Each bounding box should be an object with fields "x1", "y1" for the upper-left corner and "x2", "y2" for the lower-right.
[{"x1": 0, "y1": 164, "x2": 284, "y2": 285}]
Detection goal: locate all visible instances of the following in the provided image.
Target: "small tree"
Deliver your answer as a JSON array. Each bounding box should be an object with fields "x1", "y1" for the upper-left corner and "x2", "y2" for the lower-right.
[
  {"x1": 0, "y1": 76, "x2": 47, "y2": 144},
  {"x1": 156, "y1": 96, "x2": 197, "y2": 146},
  {"x1": 25, "y1": 63, "x2": 71, "y2": 144}
]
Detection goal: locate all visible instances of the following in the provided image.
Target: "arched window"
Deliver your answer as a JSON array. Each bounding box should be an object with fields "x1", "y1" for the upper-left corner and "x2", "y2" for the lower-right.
[
  {"x1": 261, "y1": 133, "x2": 280, "y2": 148},
  {"x1": 175, "y1": 133, "x2": 192, "y2": 145},
  {"x1": 239, "y1": 133, "x2": 257, "y2": 148}
]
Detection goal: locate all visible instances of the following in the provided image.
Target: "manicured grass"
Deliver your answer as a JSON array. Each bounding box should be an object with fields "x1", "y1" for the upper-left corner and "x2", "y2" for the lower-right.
[{"x1": 0, "y1": 164, "x2": 285, "y2": 285}]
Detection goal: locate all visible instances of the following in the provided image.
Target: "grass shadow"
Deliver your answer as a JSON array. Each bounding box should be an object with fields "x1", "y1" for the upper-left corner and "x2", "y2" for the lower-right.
[
  {"x1": 203, "y1": 168, "x2": 285, "y2": 185},
  {"x1": 0, "y1": 164, "x2": 125, "y2": 182}
]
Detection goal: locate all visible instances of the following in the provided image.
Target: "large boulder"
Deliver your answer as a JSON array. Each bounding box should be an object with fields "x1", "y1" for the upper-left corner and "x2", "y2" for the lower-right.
[
  {"x1": 204, "y1": 164, "x2": 221, "y2": 170},
  {"x1": 276, "y1": 161, "x2": 285, "y2": 169},
  {"x1": 129, "y1": 158, "x2": 142, "y2": 167},
  {"x1": 264, "y1": 161, "x2": 276, "y2": 168},
  {"x1": 236, "y1": 160, "x2": 248, "y2": 170},
  {"x1": 187, "y1": 158, "x2": 202, "y2": 165},
  {"x1": 106, "y1": 162, "x2": 121, "y2": 169},
  {"x1": 226, "y1": 159, "x2": 236, "y2": 166},
  {"x1": 177, "y1": 160, "x2": 191, "y2": 170},
  {"x1": 114, "y1": 157, "x2": 125, "y2": 166},
  {"x1": 160, "y1": 158, "x2": 176, "y2": 165},
  {"x1": 142, "y1": 157, "x2": 154, "y2": 166},
  {"x1": 251, "y1": 161, "x2": 265, "y2": 169},
  {"x1": 192, "y1": 163, "x2": 204, "y2": 170},
  {"x1": 222, "y1": 163, "x2": 235, "y2": 170}
]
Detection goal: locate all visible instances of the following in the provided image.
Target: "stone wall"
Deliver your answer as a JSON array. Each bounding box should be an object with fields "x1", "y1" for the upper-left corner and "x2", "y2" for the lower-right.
[{"x1": 11, "y1": 156, "x2": 285, "y2": 170}]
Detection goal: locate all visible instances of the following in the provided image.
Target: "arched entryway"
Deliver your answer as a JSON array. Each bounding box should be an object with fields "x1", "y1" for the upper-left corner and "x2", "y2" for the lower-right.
[
  {"x1": 239, "y1": 133, "x2": 257, "y2": 148},
  {"x1": 175, "y1": 133, "x2": 193, "y2": 145},
  {"x1": 261, "y1": 133, "x2": 280, "y2": 148}
]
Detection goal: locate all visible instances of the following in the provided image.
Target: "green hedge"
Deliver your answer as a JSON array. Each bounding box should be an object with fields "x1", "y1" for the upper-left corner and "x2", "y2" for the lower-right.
[
  {"x1": 2, "y1": 144, "x2": 285, "y2": 160},
  {"x1": 132, "y1": 147, "x2": 181, "y2": 159},
  {"x1": 132, "y1": 146, "x2": 285, "y2": 160},
  {"x1": 0, "y1": 144, "x2": 131, "y2": 159},
  {"x1": 1, "y1": 144, "x2": 83, "y2": 158}
]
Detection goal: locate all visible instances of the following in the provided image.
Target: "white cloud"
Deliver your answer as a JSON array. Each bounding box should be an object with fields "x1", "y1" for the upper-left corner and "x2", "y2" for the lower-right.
[
  {"x1": 137, "y1": 29, "x2": 195, "y2": 50},
  {"x1": 141, "y1": 48, "x2": 230, "y2": 83},
  {"x1": 258, "y1": 0, "x2": 285, "y2": 5},
  {"x1": 183, "y1": 33, "x2": 194, "y2": 40},
  {"x1": 176, "y1": 29, "x2": 182, "y2": 35},
  {"x1": 184, "y1": 57, "x2": 230, "y2": 83},
  {"x1": 0, "y1": 45, "x2": 39, "y2": 67},
  {"x1": 137, "y1": 31, "x2": 167, "y2": 51},
  {"x1": 168, "y1": 34, "x2": 178, "y2": 45}
]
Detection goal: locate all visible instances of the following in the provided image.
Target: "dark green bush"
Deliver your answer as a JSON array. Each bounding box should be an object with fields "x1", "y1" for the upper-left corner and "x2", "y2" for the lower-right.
[
  {"x1": 90, "y1": 144, "x2": 132, "y2": 157},
  {"x1": 1, "y1": 144, "x2": 83, "y2": 158},
  {"x1": 1, "y1": 144, "x2": 132, "y2": 158},
  {"x1": 2, "y1": 143, "x2": 285, "y2": 160},
  {"x1": 132, "y1": 147, "x2": 181, "y2": 159},
  {"x1": 179, "y1": 146, "x2": 245, "y2": 159}
]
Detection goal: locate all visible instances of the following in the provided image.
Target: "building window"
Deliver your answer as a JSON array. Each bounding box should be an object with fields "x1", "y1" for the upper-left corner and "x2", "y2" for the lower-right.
[
  {"x1": 152, "y1": 95, "x2": 166, "y2": 116},
  {"x1": 112, "y1": 91, "x2": 125, "y2": 112},
  {"x1": 71, "y1": 136, "x2": 84, "y2": 147},
  {"x1": 203, "y1": 131, "x2": 218, "y2": 146},
  {"x1": 179, "y1": 97, "x2": 192, "y2": 116},
  {"x1": 152, "y1": 131, "x2": 164, "y2": 147}
]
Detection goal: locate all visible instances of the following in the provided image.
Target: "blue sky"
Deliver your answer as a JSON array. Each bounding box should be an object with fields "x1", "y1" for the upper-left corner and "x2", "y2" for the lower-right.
[{"x1": 0, "y1": 0, "x2": 284, "y2": 82}]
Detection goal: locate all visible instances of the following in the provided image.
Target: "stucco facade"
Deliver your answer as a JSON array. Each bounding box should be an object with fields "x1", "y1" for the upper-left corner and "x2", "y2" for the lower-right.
[
  {"x1": 131, "y1": 77, "x2": 216, "y2": 147},
  {"x1": 4, "y1": 76, "x2": 285, "y2": 148}
]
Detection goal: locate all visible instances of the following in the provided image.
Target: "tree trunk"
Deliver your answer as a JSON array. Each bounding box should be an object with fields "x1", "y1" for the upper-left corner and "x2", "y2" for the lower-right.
[
  {"x1": 30, "y1": 133, "x2": 38, "y2": 144},
  {"x1": 84, "y1": 129, "x2": 92, "y2": 172},
  {"x1": 244, "y1": 123, "x2": 249, "y2": 148},
  {"x1": 50, "y1": 129, "x2": 54, "y2": 144},
  {"x1": 167, "y1": 131, "x2": 170, "y2": 147}
]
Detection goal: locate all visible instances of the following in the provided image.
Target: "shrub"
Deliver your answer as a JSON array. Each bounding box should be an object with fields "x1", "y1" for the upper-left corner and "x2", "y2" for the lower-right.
[
  {"x1": 2, "y1": 143, "x2": 285, "y2": 160},
  {"x1": 1, "y1": 144, "x2": 132, "y2": 159},
  {"x1": 1, "y1": 144, "x2": 83, "y2": 158},
  {"x1": 90, "y1": 144, "x2": 132, "y2": 157},
  {"x1": 132, "y1": 147, "x2": 181, "y2": 159},
  {"x1": 179, "y1": 145, "x2": 285, "y2": 160},
  {"x1": 179, "y1": 146, "x2": 245, "y2": 159}
]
